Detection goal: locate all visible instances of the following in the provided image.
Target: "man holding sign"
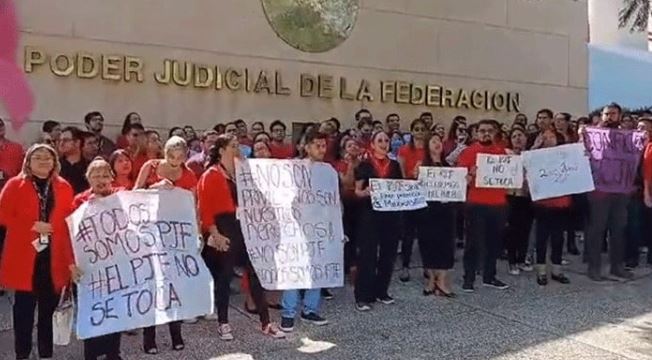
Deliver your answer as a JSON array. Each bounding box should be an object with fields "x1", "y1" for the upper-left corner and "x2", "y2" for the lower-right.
[
  {"x1": 582, "y1": 103, "x2": 645, "y2": 281},
  {"x1": 458, "y1": 120, "x2": 510, "y2": 292}
]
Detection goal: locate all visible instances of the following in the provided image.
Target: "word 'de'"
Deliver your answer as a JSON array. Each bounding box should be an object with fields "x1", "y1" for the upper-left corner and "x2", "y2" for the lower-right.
[{"x1": 475, "y1": 154, "x2": 523, "y2": 189}]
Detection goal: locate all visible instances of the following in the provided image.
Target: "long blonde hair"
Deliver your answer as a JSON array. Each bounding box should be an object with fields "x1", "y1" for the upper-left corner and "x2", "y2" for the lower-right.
[{"x1": 20, "y1": 143, "x2": 61, "y2": 179}]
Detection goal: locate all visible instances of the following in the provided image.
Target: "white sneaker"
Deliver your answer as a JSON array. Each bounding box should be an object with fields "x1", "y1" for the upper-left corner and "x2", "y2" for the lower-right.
[
  {"x1": 218, "y1": 323, "x2": 234, "y2": 341},
  {"x1": 561, "y1": 259, "x2": 570, "y2": 266},
  {"x1": 519, "y1": 263, "x2": 534, "y2": 272},
  {"x1": 262, "y1": 322, "x2": 286, "y2": 339},
  {"x1": 203, "y1": 313, "x2": 218, "y2": 321},
  {"x1": 183, "y1": 317, "x2": 199, "y2": 324},
  {"x1": 508, "y1": 265, "x2": 520, "y2": 276}
]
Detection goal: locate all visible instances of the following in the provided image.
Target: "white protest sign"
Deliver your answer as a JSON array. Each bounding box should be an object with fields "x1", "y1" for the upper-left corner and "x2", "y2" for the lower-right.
[
  {"x1": 418, "y1": 167, "x2": 468, "y2": 202},
  {"x1": 475, "y1": 154, "x2": 523, "y2": 189},
  {"x1": 66, "y1": 189, "x2": 214, "y2": 340},
  {"x1": 236, "y1": 159, "x2": 344, "y2": 291},
  {"x1": 369, "y1": 179, "x2": 427, "y2": 211},
  {"x1": 522, "y1": 143, "x2": 595, "y2": 201}
]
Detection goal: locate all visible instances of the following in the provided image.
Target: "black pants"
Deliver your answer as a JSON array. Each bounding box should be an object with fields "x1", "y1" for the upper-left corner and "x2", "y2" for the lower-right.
[
  {"x1": 625, "y1": 195, "x2": 643, "y2": 265},
  {"x1": 586, "y1": 193, "x2": 629, "y2": 276},
  {"x1": 401, "y1": 212, "x2": 418, "y2": 268},
  {"x1": 463, "y1": 205, "x2": 506, "y2": 283},
  {"x1": 205, "y1": 214, "x2": 269, "y2": 325},
  {"x1": 505, "y1": 196, "x2": 533, "y2": 265},
  {"x1": 143, "y1": 322, "x2": 181, "y2": 349},
  {"x1": 534, "y1": 207, "x2": 565, "y2": 265},
  {"x1": 343, "y1": 198, "x2": 363, "y2": 270},
  {"x1": 84, "y1": 333, "x2": 121, "y2": 360},
  {"x1": 354, "y1": 209, "x2": 400, "y2": 303},
  {"x1": 14, "y1": 250, "x2": 58, "y2": 360}
]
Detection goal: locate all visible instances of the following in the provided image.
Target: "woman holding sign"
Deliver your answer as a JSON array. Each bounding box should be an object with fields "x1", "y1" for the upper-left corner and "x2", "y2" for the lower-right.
[
  {"x1": 531, "y1": 130, "x2": 572, "y2": 286},
  {"x1": 396, "y1": 119, "x2": 427, "y2": 282},
  {"x1": 197, "y1": 134, "x2": 285, "y2": 340},
  {"x1": 134, "y1": 136, "x2": 198, "y2": 354},
  {"x1": 416, "y1": 134, "x2": 457, "y2": 297},
  {"x1": 354, "y1": 131, "x2": 403, "y2": 311},
  {"x1": 70, "y1": 157, "x2": 124, "y2": 360},
  {"x1": 0, "y1": 143, "x2": 75, "y2": 360}
]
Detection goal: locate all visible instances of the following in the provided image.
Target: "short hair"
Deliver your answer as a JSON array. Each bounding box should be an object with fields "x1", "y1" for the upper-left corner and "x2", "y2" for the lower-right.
[
  {"x1": 80, "y1": 130, "x2": 97, "y2": 141},
  {"x1": 420, "y1": 112, "x2": 433, "y2": 119},
  {"x1": 355, "y1": 109, "x2": 371, "y2": 121},
  {"x1": 604, "y1": 102, "x2": 623, "y2": 114},
  {"x1": 269, "y1": 120, "x2": 286, "y2": 131},
  {"x1": 84, "y1": 111, "x2": 103, "y2": 124},
  {"x1": 328, "y1": 117, "x2": 341, "y2": 131},
  {"x1": 372, "y1": 120, "x2": 383, "y2": 128},
  {"x1": 42, "y1": 120, "x2": 60, "y2": 133},
  {"x1": 164, "y1": 136, "x2": 188, "y2": 156},
  {"x1": 555, "y1": 112, "x2": 571, "y2": 122},
  {"x1": 234, "y1": 119, "x2": 246, "y2": 126},
  {"x1": 200, "y1": 130, "x2": 219, "y2": 142},
  {"x1": 304, "y1": 130, "x2": 328, "y2": 145},
  {"x1": 477, "y1": 119, "x2": 497, "y2": 128},
  {"x1": 108, "y1": 149, "x2": 132, "y2": 172},
  {"x1": 357, "y1": 118, "x2": 373, "y2": 130},
  {"x1": 61, "y1": 126, "x2": 84, "y2": 142},
  {"x1": 168, "y1": 126, "x2": 184, "y2": 139},
  {"x1": 126, "y1": 123, "x2": 145, "y2": 133},
  {"x1": 537, "y1": 109, "x2": 554, "y2": 119},
  {"x1": 85, "y1": 157, "x2": 113, "y2": 179},
  {"x1": 385, "y1": 113, "x2": 400, "y2": 123}
]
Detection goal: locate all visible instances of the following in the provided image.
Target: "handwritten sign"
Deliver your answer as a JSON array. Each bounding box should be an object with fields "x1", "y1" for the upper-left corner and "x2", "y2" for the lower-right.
[
  {"x1": 236, "y1": 159, "x2": 344, "y2": 291},
  {"x1": 66, "y1": 189, "x2": 214, "y2": 340},
  {"x1": 369, "y1": 179, "x2": 427, "y2": 211},
  {"x1": 475, "y1": 154, "x2": 523, "y2": 189},
  {"x1": 418, "y1": 167, "x2": 468, "y2": 202},
  {"x1": 583, "y1": 127, "x2": 645, "y2": 193},
  {"x1": 522, "y1": 143, "x2": 595, "y2": 201}
]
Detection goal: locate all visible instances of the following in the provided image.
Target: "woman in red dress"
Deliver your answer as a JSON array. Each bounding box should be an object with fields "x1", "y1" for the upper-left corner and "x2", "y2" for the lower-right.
[{"x1": 134, "y1": 136, "x2": 197, "y2": 354}]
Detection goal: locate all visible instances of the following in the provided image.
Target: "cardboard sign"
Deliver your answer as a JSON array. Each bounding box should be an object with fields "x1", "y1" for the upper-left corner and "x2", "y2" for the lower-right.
[
  {"x1": 236, "y1": 159, "x2": 345, "y2": 290},
  {"x1": 369, "y1": 178, "x2": 427, "y2": 211},
  {"x1": 67, "y1": 189, "x2": 214, "y2": 339},
  {"x1": 475, "y1": 154, "x2": 523, "y2": 189},
  {"x1": 418, "y1": 167, "x2": 467, "y2": 202}
]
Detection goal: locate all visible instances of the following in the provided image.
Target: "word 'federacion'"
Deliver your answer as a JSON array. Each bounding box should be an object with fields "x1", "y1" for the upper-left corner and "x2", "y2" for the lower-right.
[{"x1": 24, "y1": 46, "x2": 521, "y2": 112}]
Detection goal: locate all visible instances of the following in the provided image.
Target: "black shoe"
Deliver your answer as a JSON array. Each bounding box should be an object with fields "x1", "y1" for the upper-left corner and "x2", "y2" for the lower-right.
[
  {"x1": 611, "y1": 269, "x2": 635, "y2": 280},
  {"x1": 376, "y1": 294, "x2": 395, "y2": 304},
  {"x1": 301, "y1": 312, "x2": 329, "y2": 326},
  {"x1": 355, "y1": 302, "x2": 372, "y2": 312},
  {"x1": 399, "y1": 268, "x2": 410, "y2": 282},
  {"x1": 280, "y1": 317, "x2": 295, "y2": 332},
  {"x1": 551, "y1": 273, "x2": 570, "y2": 284},
  {"x1": 483, "y1": 278, "x2": 509, "y2": 290},
  {"x1": 568, "y1": 247, "x2": 580, "y2": 256},
  {"x1": 537, "y1": 274, "x2": 548, "y2": 286},
  {"x1": 434, "y1": 284, "x2": 457, "y2": 298},
  {"x1": 462, "y1": 280, "x2": 475, "y2": 293},
  {"x1": 588, "y1": 273, "x2": 604, "y2": 282},
  {"x1": 172, "y1": 336, "x2": 185, "y2": 351},
  {"x1": 423, "y1": 288, "x2": 435, "y2": 296},
  {"x1": 321, "y1": 288, "x2": 334, "y2": 300}
]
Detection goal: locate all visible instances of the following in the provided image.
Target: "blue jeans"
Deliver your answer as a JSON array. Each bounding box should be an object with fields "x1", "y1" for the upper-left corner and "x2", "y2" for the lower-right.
[{"x1": 281, "y1": 289, "x2": 321, "y2": 319}]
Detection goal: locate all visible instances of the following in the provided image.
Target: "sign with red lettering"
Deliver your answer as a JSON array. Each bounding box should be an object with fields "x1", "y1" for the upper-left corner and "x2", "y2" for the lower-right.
[
  {"x1": 236, "y1": 159, "x2": 345, "y2": 290},
  {"x1": 66, "y1": 189, "x2": 213, "y2": 339},
  {"x1": 475, "y1": 154, "x2": 523, "y2": 189}
]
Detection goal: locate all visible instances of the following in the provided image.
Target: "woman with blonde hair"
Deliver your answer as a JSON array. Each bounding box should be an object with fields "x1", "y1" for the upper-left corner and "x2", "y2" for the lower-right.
[
  {"x1": 134, "y1": 135, "x2": 198, "y2": 354},
  {"x1": 0, "y1": 144, "x2": 75, "y2": 360},
  {"x1": 70, "y1": 157, "x2": 124, "y2": 359}
]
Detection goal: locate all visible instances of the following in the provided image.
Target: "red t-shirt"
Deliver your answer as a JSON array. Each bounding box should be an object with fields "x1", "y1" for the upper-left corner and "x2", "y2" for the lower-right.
[
  {"x1": 535, "y1": 196, "x2": 571, "y2": 208},
  {"x1": 334, "y1": 160, "x2": 356, "y2": 199},
  {"x1": 270, "y1": 141, "x2": 295, "y2": 159},
  {"x1": 0, "y1": 140, "x2": 23, "y2": 190},
  {"x1": 397, "y1": 145, "x2": 425, "y2": 179},
  {"x1": 643, "y1": 143, "x2": 652, "y2": 187},
  {"x1": 457, "y1": 142, "x2": 507, "y2": 206}
]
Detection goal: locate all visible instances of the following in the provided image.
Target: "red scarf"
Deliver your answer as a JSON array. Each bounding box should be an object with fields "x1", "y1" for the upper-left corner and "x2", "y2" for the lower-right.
[{"x1": 370, "y1": 156, "x2": 391, "y2": 178}]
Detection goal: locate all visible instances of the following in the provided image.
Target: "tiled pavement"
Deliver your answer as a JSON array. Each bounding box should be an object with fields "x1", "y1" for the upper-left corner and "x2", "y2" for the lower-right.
[{"x1": 1, "y1": 250, "x2": 652, "y2": 360}]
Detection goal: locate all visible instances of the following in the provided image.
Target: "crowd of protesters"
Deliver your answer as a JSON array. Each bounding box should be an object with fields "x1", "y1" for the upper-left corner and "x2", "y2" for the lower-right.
[{"x1": 0, "y1": 103, "x2": 650, "y2": 359}]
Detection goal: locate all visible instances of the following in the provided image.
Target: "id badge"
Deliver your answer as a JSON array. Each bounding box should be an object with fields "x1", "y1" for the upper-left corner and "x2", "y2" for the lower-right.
[
  {"x1": 31, "y1": 237, "x2": 48, "y2": 253},
  {"x1": 0, "y1": 171, "x2": 4, "y2": 181}
]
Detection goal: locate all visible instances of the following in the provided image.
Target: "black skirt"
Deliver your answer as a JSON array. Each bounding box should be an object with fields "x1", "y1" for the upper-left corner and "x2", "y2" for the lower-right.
[{"x1": 417, "y1": 202, "x2": 455, "y2": 270}]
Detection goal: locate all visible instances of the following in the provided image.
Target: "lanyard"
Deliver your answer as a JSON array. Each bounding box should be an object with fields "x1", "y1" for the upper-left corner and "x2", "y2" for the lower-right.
[{"x1": 31, "y1": 179, "x2": 50, "y2": 222}]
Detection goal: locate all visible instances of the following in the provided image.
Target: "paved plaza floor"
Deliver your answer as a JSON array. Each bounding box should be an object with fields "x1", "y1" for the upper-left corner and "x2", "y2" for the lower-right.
[{"x1": 2, "y1": 251, "x2": 652, "y2": 360}]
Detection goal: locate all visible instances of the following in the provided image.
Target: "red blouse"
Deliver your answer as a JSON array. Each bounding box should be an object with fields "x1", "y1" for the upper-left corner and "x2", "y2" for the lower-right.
[
  {"x1": 197, "y1": 165, "x2": 236, "y2": 233},
  {"x1": 398, "y1": 145, "x2": 426, "y2": 179}
]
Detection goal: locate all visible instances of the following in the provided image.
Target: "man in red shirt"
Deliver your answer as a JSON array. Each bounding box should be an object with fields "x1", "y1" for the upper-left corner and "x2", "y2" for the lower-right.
[
  {"x1": 186, "y1": 130, "x2": 219, "y2": 177},
  {"x1": 0, "y1": 117, "x2": 24, "y2": 297},
  {"x1": 269, "y1": 120, "x2": 295, "y2": 159},
  {"x1": 457, "y1": 119, "x2": 509, "y2": 292}
]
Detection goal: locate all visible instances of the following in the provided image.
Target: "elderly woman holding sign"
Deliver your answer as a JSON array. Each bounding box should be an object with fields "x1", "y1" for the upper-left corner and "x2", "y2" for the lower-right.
[
  {"x1": 134, "y1": 135, "x2": 198, "y2": 354},
  {"x1": 69, "y1": 157, "x2": 124, "y2": 360},
  {"x1": 0, "y1": 143, "x2": 75, "y2": 360},
  {"x1": 353, "y1": 130, "x2": 403, "y2": 312},
  {"x1": 197, "y1": 134, "x2": 285, "y2": 340}
]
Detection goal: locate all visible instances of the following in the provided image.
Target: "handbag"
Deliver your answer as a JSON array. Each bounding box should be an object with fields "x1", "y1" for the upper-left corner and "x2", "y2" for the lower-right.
[{"x1": 52, "y1": 285, "x2": 74, "y2": 346}]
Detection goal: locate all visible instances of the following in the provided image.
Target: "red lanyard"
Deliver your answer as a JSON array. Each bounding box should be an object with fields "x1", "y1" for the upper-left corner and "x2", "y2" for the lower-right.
[{"x1": 370, "y1": 156, "x2": 391, "y2": 178}]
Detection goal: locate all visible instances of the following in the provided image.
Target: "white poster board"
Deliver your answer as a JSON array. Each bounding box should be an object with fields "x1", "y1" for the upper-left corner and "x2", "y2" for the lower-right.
[
  {"x1": 236, "y1": 159, "x2": 345, "y2": 291},
  {"x1": 369, "y1": 179, "x2": 427, "y2": 211},
  {"x1": 522, "y1": 143, "x2": 595, "y2": 201},
  {"x1": 475, "y1": 154, "x2": 524, "y2": 189},
  {"x1": 66, "y1": 189, "x2": 214, "y2": 340},
  {"x1": 418, "y1": 167, "x2": 468, "y2": 202}
]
